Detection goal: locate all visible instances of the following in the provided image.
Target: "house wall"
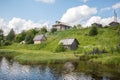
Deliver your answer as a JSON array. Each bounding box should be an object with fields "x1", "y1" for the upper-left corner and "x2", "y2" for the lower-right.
[
  {"x1": 71, "y1": 42, "x2": 78, "y2": 50},
  {"x1": 53, "y1": 25, "x2": 70, "y2": 31},
  {"x1": 64, "y1": 41, "x2": 78, "y2": 50},
  {"x1": 34, "y1": 41, "x2": 41, "y2": 44}
]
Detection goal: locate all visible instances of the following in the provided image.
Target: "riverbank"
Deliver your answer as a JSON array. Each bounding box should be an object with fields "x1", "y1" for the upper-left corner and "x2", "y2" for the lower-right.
[
  {"x1": 79, "y1": 53, "x2": 120, "y2": 66},
  {"x1": 0, "y1": 49, "x2": 77, "y2": 64},
  {"x1": 0, "y1": 49, "x2": 120, "y2": 66}
]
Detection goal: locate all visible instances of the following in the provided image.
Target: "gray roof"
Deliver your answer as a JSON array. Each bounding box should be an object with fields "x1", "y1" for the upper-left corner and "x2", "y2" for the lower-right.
[
  {"x1": 59, "y1": 38, "x2": 79, "y2": 45},
  {"x1": 33, "y1": 34, "x2": 46, "y2": 41}
]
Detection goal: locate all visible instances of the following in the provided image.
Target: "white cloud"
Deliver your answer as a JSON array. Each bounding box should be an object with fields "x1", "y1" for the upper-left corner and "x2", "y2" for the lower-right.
[
  {"x1": 0, "y1": 19, "x2": 9, "y2": 35},
  {"x1": 100, "y1": 7, "x2": 111, "y2": 11},
  {"x1": 0, "y1": 18, "x2": 49, "y2": 35},
  {"x1": 35, "y1": 0, "x2": 55, "y2": 3},
  {"x1": 112, "y1": 2, "x2": 120, "y2": 9},
  {"x1": 83, "y1": 16, "x2": 120, "y2": 27},
  {"x1": 100, "y1": 2, "x2": 120, "y2": 12},
  {"x1": 60, "y1": 5, "x2": 97, "y2": 25}
]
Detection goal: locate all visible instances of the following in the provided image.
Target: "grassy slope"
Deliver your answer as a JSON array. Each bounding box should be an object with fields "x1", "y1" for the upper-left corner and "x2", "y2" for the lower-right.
[{"x1": 1, "y1": 27, "x2": 120, "y2": 65}]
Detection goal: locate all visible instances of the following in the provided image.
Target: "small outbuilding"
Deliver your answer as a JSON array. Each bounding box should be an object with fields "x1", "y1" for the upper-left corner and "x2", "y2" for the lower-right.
[
  {"x1": 52, "y1": 21, "x2": 71, "y2": 31},
  {"x1": 59, "y1": 38, "x2": 79, "y2": 50},
  {"x1": 33, "y1": 34, "x2": 46, "y2": 44}
]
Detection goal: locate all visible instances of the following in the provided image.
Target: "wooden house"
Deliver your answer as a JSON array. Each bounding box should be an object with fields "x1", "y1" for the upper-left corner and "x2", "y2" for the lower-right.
[
  {"x1": 92, "y1": 23, "x2": 102, "y2": 28},
  {"x1": 33, "y1": 34, "x2": 46, "y2": 44},
  {"x1": 59, "y1": 38, "x2": 79, "y2": 50},
  {"x1": 109, "y1": 22, "x2": 119, "y2": 27},
  {"x1": 52, "y1": 21, "x2": 71, "y2": 31}
]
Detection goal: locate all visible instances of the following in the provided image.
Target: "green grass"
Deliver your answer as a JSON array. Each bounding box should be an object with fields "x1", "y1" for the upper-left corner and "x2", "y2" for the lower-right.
[
  {"x1": 0, "y1": 49, "x2": 76, "y2": 64},
  {"x1": 1, "y1": 27, "x2": 120, "y2": 65}
]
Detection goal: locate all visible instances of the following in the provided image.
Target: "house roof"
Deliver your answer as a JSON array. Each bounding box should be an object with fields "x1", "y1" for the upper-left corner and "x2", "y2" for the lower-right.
[
  {"x1": 59, "y1": 38, "x2": 79, "y2": 45},
  {"x1": 109, "y1": 22, "x2": 119, "y2": 26},
  {"x1": 33, "y1": 34, "x2": 46, "y2": 41}
]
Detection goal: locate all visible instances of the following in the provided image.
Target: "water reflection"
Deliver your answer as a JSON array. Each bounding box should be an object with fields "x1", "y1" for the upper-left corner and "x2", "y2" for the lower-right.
[{"x1": 0, "y1": 57, "x2": 120, "y2": 80}]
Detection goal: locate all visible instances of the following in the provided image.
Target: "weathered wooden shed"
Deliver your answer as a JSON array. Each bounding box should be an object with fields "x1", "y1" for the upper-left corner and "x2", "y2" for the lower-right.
[
  {"x1": 33, "y1": 34, "x2": 46, "y2": 44},
  {"x1": 59, "y1": 38, "x2": 79, "y2": 50}
]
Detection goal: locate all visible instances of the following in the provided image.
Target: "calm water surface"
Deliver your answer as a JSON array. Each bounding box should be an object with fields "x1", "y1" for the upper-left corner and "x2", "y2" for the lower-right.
[{"x1": 0, "y1": 57, "x2": 120, "y2": 80}]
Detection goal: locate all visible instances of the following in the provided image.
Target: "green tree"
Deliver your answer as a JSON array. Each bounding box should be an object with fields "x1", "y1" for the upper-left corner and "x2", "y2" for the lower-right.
[
  {"x1": 50, "y1": 28, "x2": 57, "y2": 33},
  {"x1": 25, "y1": 32, "x2": 34, "y2": 44},
  {"x1": 15, "y1": 31, "x2": 26, "y2": 43},
  {"x1": 6, "y1": 28, "x2": 15, "y2": 41},
  {"x1": 15, "y1": 34, "x2": 23, "y2": 42},
  {"x1": 89, "y1": 26, "x2": 98, "y2": 36},
  {"x1": 77, "y1": 24, "x2": 82, "y2": 29},
  {"x1": 40, "y1": 27, "x2": 47, "y2": 34},
  {"x1": 0, "y1": 29, "x2": 4, "y2": 46}
]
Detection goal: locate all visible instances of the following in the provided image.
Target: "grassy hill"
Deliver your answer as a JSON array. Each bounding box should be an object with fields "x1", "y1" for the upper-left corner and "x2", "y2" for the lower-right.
[
  {"x1": 1, "y1": 27, "x2": 120, "y2": 65},
  {"x1": 3, "y1": 27, "x2": 119, "y2": 52}
]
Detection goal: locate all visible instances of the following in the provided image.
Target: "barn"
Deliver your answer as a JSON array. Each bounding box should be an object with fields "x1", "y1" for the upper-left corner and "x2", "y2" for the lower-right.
[
  {"x1": 33, "y1": 34, "x2": 46, "y2": 44},
  {"x1": 59, "y1": 38, "x2": 79, "y2": 50}
]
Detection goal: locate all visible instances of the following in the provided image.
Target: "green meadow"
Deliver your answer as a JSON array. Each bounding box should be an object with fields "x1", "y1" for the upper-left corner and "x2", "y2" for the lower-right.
[{"x1": 0, "y1": 27, "x2": 120, "y2": 65}]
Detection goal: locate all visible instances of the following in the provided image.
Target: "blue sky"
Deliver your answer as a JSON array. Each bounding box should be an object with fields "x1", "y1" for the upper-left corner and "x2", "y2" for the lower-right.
[{"x1": 0, "y1": 0, "x2": 120, "y2": 34}]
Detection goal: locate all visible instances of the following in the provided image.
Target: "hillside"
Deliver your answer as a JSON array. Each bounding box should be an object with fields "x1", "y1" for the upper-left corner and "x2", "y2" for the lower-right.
[
  {"x1": 1, "y1": 27, "x2": 120, "y2": 65},
  {"x1": 2, "y1": 27, "x2": 120, "y2": 53},
  {"x1": 44, "y1": 27, "x2": 119, "y2": 53}
]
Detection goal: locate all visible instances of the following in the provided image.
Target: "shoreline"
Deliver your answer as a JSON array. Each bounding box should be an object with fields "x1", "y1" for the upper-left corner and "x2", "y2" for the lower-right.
[
  {"x1": 0, "y1": 49, "x2": 120, "y2": 66},
  {"x1": 0, "y1": 49, "x2": 77, "y2": 65}
]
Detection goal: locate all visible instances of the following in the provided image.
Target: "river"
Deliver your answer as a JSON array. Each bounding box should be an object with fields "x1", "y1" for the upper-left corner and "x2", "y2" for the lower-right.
[{"x1": 0, "y1": 57, "x2": 120, "y2": 80}]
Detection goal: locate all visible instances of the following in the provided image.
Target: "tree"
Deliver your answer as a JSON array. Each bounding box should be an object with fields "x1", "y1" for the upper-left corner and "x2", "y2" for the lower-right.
[
  {"x1": 50, "y1": 28, "x2": 57, "y2": 33},
  {"x1": 25, "y1": 32, "x2": 34, "y2": 44},
  {"x1": 89, "y1": 26, "x2": 98, "y2": 36},
  {"x1": 40, "y1": 27, "x2": 47, "y2": 34},
  {"x1": 15, "y1": 34, "x2": 23, "y2": 42},
  {"x1": 6, "y1": 28, "x2": 15, "y2": 41},
  {"x1": 0, "y1": 29, "x2": 4, "y2": 46},
  {"x1": 77, "y1": 24, "x2": 82, "y2": 29},
  {"x1": 15, "y1": 31, "x2": 26, "y2": 43}
]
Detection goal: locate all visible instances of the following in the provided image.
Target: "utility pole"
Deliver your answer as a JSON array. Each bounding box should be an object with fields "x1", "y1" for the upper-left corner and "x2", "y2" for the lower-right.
[{"x1": 114, "y1": 9, "x2": 117, "y2": 22}]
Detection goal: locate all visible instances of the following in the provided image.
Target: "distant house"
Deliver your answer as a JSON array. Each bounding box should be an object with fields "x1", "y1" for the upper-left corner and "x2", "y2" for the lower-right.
[
  {"x1": 33, "y1": 34, "x2": 46, "y2": 44},
  {"x1": 92, "y1": 23, "x2": 102, "y2": 28},
  {"x1": 52, "y1": 21, "x2": 71, "y2": 31},
  {"x1": 59, "y1": 38, "x2": 79, "y2": 50},
  {"x1": 109, "y1": 22, "x2": 119, "y2": 27}
]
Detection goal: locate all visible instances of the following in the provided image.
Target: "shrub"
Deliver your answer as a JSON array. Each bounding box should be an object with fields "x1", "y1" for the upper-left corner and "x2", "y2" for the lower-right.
[
  {"x1": 55, "y1": 43, "x2": 66, "y2": 52},
  {"x1": 3, "y1": 41, "x2": 12, "y2": 46},
  {"x1": 89, "y1": 26, "x2": 98, "y2": 36},
  {"x1": 51, "y1": 28, "x2": 57, "y2": 33},
  {"x1": 116, "y1": 43, "x2": 120, "y2": 53}
]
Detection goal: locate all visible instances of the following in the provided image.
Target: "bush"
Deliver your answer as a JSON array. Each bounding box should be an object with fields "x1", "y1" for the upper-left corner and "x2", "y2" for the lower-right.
[
  {"x1": 51, "y1": 28, "x2": 57, "y2": 33},
  {"x1": 89, "y1": 26, "x2": 98, "y2": 36},
  {"x1": 55, "y1": 43, "x2": 66, "y2": 52},
  {"x1": 116, "y1": 43, "x2": 120, "y2": 53},
  {"x1": 3, "y1": 41, "x2": 12, "y2": 46}
]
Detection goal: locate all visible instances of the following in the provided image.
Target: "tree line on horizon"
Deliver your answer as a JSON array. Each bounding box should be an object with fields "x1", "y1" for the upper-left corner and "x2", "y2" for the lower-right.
[{"x1": 0, "y1": 24, "x2": 120, "y2": 46}]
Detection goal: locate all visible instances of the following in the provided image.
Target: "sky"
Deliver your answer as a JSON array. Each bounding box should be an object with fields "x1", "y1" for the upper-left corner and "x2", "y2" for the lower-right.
[{"x1": 0, "y1": 0, "x2": 120, "y2": 35}]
